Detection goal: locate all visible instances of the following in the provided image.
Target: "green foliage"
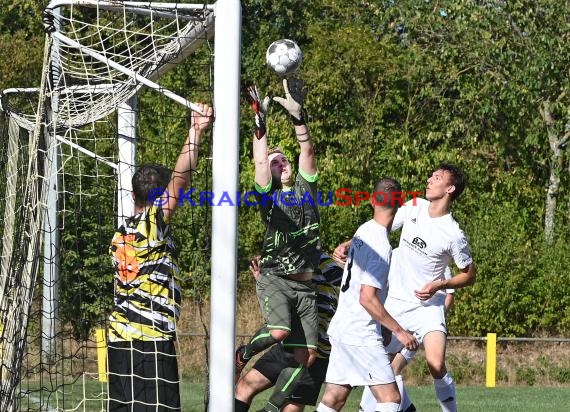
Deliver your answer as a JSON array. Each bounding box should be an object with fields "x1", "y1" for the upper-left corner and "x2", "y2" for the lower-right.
[
  {"x1": 550, "y1": 367, "x2": 570, "y2": 384},
  {"x1": 516, "y1": 366, "x2": 537, "y2": 386},
  {"x1": 0, "y1": 0, "x2": 44, "y2": 36},
  {"x1": 446, "y1": 352, "x2": 486, "y2": 384},
  {"x1": 2, "y1": 0, "x2": 570, "y2": 337},
  {"x1": 58, "y1": 132, "x2": 117, "y2": 339}
]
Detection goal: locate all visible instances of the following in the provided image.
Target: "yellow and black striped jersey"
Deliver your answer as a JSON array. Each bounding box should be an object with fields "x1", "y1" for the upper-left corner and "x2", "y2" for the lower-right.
[
  {"x1": 108, "y1": 204, "x2": 181, "y2": 342},
  {"x1": 314, "y1": 254, "x2": 343, "y2": 358}
]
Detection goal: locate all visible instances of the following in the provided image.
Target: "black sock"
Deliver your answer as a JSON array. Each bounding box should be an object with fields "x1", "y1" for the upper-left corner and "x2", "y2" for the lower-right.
[
  {"x1": 263, "y1": 364, "x2": 306, "y2": 412},
  {"x1": 403, "y1": 404, "x2": 417, "y2": 412},
  {"x1": 235, "y1": 398, "x2": 250, "y2": 412},
  {"x1": 243, "y1": 325, "x2": 279, "y2": 359}
]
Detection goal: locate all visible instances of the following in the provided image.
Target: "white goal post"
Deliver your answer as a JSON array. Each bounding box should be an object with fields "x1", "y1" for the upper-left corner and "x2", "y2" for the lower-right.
[{"x1": 0, "y1": 1, "x2": 240, "y2": 411}]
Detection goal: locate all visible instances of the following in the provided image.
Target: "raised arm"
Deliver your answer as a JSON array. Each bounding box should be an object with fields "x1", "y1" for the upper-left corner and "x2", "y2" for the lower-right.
[
  {"x1": 163, "y1": 103, "x2": 213, "y2": 218},
  {"x1": 253, "y1": 132, "x2": 271, "y2": 188},
  {"x1": 246, "y1": 85, "x2": 272, "y2": 188},
  {"x1": 273, "y1": 77, "x2": 316, "y2": 175}
]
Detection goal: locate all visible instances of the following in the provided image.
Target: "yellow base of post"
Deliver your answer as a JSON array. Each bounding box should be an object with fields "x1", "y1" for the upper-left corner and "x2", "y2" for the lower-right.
[
  {"x1": 486, "y1": 332, "x2": 497, "y2": 388},
  {"x1": 95, "y1": 328, "x2": 108, "y2": 382}
]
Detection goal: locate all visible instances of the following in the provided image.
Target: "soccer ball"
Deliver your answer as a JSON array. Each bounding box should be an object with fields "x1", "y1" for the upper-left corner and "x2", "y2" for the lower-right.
[{"x1": 266, "y1": 39, "x2": 302, "y2": 76}]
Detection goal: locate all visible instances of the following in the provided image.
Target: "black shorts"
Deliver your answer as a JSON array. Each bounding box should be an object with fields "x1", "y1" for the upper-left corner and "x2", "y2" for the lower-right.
[
  {"x1": 253, "y1": 344, "x2": 328, "y2": 406},
  {"x1": 107, "y1": 340, "x2": 180, "y2": 412}
]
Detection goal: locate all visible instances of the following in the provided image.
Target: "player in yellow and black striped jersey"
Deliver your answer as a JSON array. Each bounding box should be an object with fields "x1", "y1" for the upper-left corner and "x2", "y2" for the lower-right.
[
  {"x1": 235, "y1": 253, "x2": 343, "y2": 412},
  {"x1": 312, "y1": 255, "x2": 344, "y2": 359},
  {"x1": 107, "y1": 103, "x2": 212, "y2": 412},
  {"x1": 108, "y1": 204, "x2": 180, "y2": 342}
]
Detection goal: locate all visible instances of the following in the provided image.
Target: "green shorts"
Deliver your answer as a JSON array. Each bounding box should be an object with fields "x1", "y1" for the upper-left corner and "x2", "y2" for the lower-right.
[{"x1": 256, "y1": 273, "x2": 318, "y2": 349}]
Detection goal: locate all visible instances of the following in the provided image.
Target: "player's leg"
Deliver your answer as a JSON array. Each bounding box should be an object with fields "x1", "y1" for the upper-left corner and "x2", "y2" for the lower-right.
[
  {"x1": 359, "y1": 386, "x2": 376, "y2": 412},
  {"x1": 259, "y1": 282, "x2": 318, "y2": 412},
  {"x1": 361, "y1": 382, "x2": 412, "y2": 412},
  {"x1": 317, "y1": 383, "x2": 351, "y2": 411},
  {"x1": 237, "y1": 274, "x2": 293, "y2": 378},
  {"x1": 363, "y1": 347, "x2": 401, "y2": 412},
  {"x1": 235, "y1": 369, "x2": 274, "y2": 412},
  {"x1": 368, "y1": 382, "x2": 400, "y2": 412},
  {"x1": 282, "y1": 356, "x2": 328, "y2": 412},
  {"x1": 236, "y1": 325, "x2": 283, "y2": 369},
  {"x1": 360, "y1": 351, "x2": 412, "y2": 412},
  {"x1": 107, "y1": 341, "x2": 132, "y2": 412},
  {"x1": 360, "y1": 297, "x2": 417, "y2": 412},
  {"x1": 393, "y1": 350, "x2": 417, "y2": 412},
  {"x1": 261, "y1": 361, "x2": 308, "y2": 412},
  {"x1": 235, "y1": 345, "x2": 291, "y2": 411},
  {"x1": 315, "y1": 337, "x2": 352, "y2": 411},
  {"x1": 152, "y1": 340, "x2": 180, "y2": 412},
  {"x1": 129, "y1": 340, "x2": 180, "y2": 412},
  {"x1": 423, "y1": 330, "x2": 456, "y2": 412},
  {"x1": 282, "y1": 401, "x2": 304, "y2": 412}
]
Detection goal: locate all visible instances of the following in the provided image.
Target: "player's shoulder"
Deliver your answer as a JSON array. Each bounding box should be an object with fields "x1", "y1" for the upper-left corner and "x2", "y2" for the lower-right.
[
  {"x1": 445, "y1": 212, "x2": 468, "y2": 236},
  {"x1": 357, "y1": 218, "x2": 379, "y2": 232},
  {"x1": 398, "y1": 197, "x2": 428, "y2": 219},
  {"x1": 405, "y1": 197, "x2": 428, "y2": 207},
  {"x1": 353, "y1": 221, "x2": 390, "y2": 255}
]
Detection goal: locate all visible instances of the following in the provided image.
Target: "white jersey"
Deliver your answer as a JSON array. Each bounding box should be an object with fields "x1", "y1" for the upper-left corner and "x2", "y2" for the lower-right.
[
  {"x1": 389, "y1": 248, "x2": 454, "y2": 307},
  {"x1": 327, "y1": 219, "x2": 391, "y2": 346},
  {"x1": 388, "y1": 198, "x2": 472, "y2": 304}
]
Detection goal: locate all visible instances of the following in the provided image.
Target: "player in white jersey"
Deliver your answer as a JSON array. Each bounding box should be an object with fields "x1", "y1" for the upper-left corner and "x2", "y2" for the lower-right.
[
  {"x1": 348, "y1": 163, "x2": 476, "y2": 412},
  {"x1": 315, "y1": 178, "x2": 418, "y2": 412},
  {"x1": 359, "y1": 250, "x2": 456, "y2": 412}
]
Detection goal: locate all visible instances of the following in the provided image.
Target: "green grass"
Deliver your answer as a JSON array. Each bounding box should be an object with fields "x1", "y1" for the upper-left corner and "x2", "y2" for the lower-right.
[
  {"x1": 19, "y1": 380, "x2": 570, "y2": 411},
  {"x1": 189, "y1": 383, "x2": 570, "y2": 412}
]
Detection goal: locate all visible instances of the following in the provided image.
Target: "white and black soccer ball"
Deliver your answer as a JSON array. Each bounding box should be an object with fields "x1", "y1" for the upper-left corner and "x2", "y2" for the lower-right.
[{"x1": 266, "y1": 39, "x2": 302, "y2": 76}]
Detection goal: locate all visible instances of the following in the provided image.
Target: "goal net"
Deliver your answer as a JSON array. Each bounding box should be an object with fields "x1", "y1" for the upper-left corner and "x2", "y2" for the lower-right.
[{"x1": 0, "y1": 1, "x2": 240, "y2": 410}]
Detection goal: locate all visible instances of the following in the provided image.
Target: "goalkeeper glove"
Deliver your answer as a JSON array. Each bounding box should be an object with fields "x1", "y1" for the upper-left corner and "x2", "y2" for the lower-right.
[
  {"x1": 273, "y1": 77, "x2": 307, "y2": 125},
  {"x1": 245, "y1": 84, "x2": 270, "y2": 140}
]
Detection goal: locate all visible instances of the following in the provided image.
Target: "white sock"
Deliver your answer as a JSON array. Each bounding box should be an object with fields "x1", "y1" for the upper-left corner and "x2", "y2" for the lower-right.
[
  {"x1": 434, "y1": 372, "x2": 457, "y2": 412},
  {"x1": 395, "y1": 375, "x2": 413, "y2": 410},
  {"x1": 359, "y1": 385, "x2": 377, "y2": 412},
  {"x1": 375, "y1": 402, "x2": 399, "y2": 412},
  {"x1": 316, "y1": 402, "x2": 338, "y2": 412}
]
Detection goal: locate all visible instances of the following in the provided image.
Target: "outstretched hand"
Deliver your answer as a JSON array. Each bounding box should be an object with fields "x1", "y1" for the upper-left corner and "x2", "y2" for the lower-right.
[
  {"x1": 273, "y1": 77, "x2": 307, "y2": 124},
  {"x1": 249, "y1": 255, "x2": 261, "y2": 281},
  {"x1": 246, "y1": 85, "x2": 270, "y2": 139}
]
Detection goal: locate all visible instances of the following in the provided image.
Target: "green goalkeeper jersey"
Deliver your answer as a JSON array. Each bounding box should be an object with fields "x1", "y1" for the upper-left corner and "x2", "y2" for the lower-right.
[{"x1": 255, "y1": 169, "x2": 321, "y2": 277}]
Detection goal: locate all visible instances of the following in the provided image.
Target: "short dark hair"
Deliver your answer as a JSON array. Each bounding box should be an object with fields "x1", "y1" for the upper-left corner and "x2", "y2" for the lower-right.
[
  {"x1": 373, "y1": 177, "x2": 402, "y2": 210},
  {"x1": 132, "y1": 163, "x2": 171, "y2": 207},
  {"x1": 438, "y1": 162, "x2": 467, "y2": 201}
]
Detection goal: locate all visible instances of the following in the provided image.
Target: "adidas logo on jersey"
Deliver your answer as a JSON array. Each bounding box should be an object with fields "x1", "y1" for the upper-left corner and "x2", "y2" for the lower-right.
[{"x1": 411, "y1": 218, "x2": 417, "y2": 223}]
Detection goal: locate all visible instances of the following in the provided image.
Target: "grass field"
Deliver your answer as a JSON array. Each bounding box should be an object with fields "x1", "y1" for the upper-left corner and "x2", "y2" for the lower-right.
[
  {"x1": 187, "y1": 383, "x2": 570, "y2": 412},
  {"x1": 20, "y1": 379, "x2": 570, "y2": 411}
]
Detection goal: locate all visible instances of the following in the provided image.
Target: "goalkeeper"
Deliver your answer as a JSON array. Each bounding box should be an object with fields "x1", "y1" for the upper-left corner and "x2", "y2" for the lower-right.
[{"x1": 236, "y1": 77, "x2": 321, "y2": 412}]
